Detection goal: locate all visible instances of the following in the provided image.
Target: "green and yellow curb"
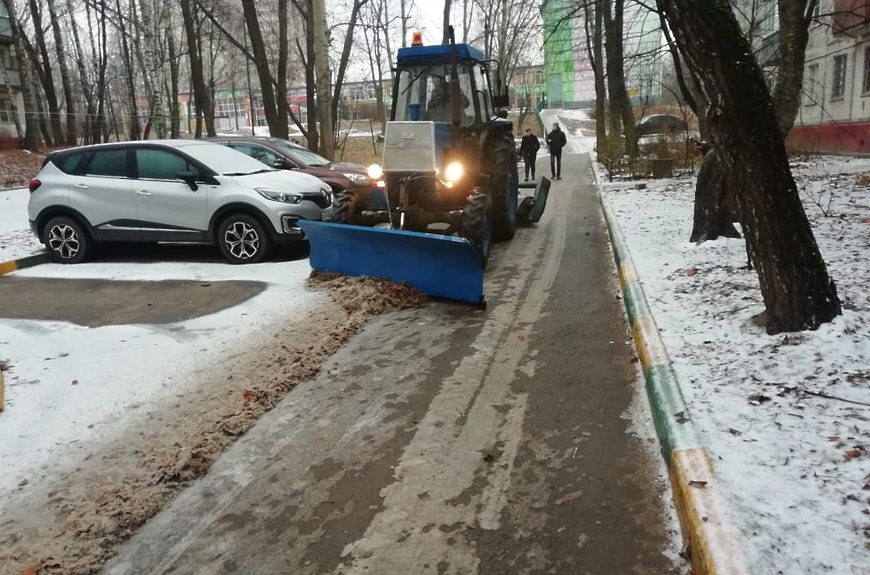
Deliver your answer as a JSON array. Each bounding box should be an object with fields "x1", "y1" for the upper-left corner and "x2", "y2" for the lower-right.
[
  {"x1": 0, "y1": 252, "x2": 50, "y2": 277},
  {"x1": 600, "y1": 193, "x2": 749, "y2": 575}
]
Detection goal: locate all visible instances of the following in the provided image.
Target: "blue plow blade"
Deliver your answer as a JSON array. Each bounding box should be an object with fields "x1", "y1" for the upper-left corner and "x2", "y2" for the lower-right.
[{"x1": 298, "y1": 220, "x2": 485, "y2": 305}]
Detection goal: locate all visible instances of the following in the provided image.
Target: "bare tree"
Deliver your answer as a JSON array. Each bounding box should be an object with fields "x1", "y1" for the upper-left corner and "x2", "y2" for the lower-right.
[
  {"x1": 180, "y1": 0, "x2": 215, "y2": 137},
  {"x1": 657, "y1": 0, "x2": 840, "y2": 333},
  {"x1": 45, "y1": 0, "x2": 76, "y2": 143},
  {"x1": 602, "y1": 0, "x2": 638, "y2": 158},
  {"x1": 25, "y1": 0, "x2": 65, "y2": 143}
]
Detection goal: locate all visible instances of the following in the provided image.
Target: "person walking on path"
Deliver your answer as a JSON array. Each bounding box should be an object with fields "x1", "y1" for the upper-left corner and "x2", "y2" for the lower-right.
[
  {"x1": 520, "y1": 128, "x2": 541, "y2": 181},
  {"x1": 546, "y1": 122, "x2": 567, "y2": 180}
]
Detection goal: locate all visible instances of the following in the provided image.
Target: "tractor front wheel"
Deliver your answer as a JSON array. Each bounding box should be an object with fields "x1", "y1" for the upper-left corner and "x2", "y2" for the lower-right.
[
  {"x1": 461, "y1": 189, "x2": 493, "y2": 267},
  {"x1": 323, "y1": 189, "x2": 354, "y2": 224}
]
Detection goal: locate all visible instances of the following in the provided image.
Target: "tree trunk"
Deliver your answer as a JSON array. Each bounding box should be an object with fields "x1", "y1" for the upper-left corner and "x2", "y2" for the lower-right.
[
  {"x1": 276, "y1": 0, "x2": 289, "y2": 139},
  {"x1": 27, "y1": 0, "x2": 65, "y2": 144},
  {"x1": 312, "y1": 0, "x2": 334, "y2": 158},
  {"x1": 772, "y1": 0, "x2": 816, "y2": 135},
  {"x1": 46, "y1": 0, "x2": 76, "y2": 144},
  {"x1": 114, "y1": 0, "x2": 140, "y2": 140},
  {"x1": 297, "y1": 0, "x2": 318, "y2": 151},
  {"x1": 180, "y1": 0, "x2": 214, "y2": 138},
  {"x1": 602, "y1": 0, "x2": 637, "y2": 158},
  {"x1": 689, "y1": 148, "x2": 740, "y2": 243},
  {"x1": 1, "y1": 0, "x2": 41, "y2": 150},
  {"x1": 442, "y1": 0, "x2": 452, "y2": 43},
  {"x1": 241, "y1": 0, "x2": 283, "y2": 139},
  {"x1": 138, "y1": 0, "x2": 165, "y2": 139},
  {"x1": 331, "y1": 0, "x2": 366, "y2": 132},
  {"x1": 583, "y1": 1, "x2": 606, "y2": 150},
  {"x1": 658, "y1": 0, "x2": 840, "y2": 333},
  {"x1": 68, "y1": 0, "x2": 95, "y2": 143},
  {"x1": 167, "y1": 27, "x2": 180, "y2": 139}
]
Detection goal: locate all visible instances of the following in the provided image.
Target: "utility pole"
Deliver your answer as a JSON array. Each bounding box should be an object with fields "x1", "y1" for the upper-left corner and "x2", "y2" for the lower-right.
[{"x1": 312, "y1": 0, "x2": 334, "y2": 159}]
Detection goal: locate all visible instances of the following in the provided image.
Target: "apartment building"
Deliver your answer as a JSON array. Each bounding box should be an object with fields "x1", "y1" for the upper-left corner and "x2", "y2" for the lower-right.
[{"x1": 0, "y1": 2, "x2": 24, "y2": 148}]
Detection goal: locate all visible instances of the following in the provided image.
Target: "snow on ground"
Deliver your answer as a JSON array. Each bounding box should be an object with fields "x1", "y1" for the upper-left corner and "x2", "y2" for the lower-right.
[
  {"x1": 602, "y1": 156, "x2": 870, "y2": 573},
  {"x1": 0, "y1": 187, "x2": 44, "y2": 261},
  {"x1": 0, "y1": 255, "x2": 323, "y2": 495}
]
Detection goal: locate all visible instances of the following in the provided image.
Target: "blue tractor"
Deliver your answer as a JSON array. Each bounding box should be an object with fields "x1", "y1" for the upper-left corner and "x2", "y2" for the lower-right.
[{"x1": 300, "y1": 28, "x2": 547, "y2": 305}]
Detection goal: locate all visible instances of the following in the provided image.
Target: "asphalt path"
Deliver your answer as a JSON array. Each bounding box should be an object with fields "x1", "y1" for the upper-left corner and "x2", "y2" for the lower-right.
[{"x1": 102, "y1": 152, "x2": 679, "y2": 574}]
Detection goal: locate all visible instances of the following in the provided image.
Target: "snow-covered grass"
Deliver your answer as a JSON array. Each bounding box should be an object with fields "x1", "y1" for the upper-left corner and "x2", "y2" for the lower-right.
[
  {"x1": 602, "y1": 156, "x2": 870, "y2": 573},
  {"x1": 0, "y1": 256, "x2": 323, "y2": 496},
  {"x1": 0, "y1": 187, "x2": 44, "y2": 261}
]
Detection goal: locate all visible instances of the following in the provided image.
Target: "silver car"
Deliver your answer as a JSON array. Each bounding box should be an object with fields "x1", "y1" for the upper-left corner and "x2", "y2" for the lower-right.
[{"x1": 27, "y1": 140, "x2": 332, "y2": 263}]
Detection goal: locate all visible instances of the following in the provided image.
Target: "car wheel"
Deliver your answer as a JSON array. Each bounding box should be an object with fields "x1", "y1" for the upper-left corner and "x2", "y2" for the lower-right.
[
  {"x1": 43, "y1": 216, "x2": 93, "y2": 263},
  {"x1": 217, "y1": 213, "x2": 271, "y2": 264}
]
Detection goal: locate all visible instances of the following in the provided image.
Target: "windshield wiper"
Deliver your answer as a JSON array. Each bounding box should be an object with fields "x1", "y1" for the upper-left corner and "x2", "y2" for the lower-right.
[
  {"x1": 401, "y1": 65, "x2": 436, "y2": 95},
  {"x1": 223, "y1": 168, "x2": 275, "y2": 176}
]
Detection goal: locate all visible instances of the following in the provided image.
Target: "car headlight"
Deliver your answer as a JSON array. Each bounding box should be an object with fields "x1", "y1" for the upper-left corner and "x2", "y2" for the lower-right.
[
  {"x1": 367, "y1": 164, "x2": 384, "y2": 180},
  {"x1": 256, "y1": 188, "x2": 303, "y2": 204},
  {"x1": 444, "y1": 161, "x2": 464, "y2": 182},
  {"x1": 343, "y1": 172, "x2": 371, "y2": 184}
]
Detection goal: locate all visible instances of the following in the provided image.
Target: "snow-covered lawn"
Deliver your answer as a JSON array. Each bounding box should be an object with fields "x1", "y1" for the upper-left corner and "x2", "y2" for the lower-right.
[
  {"x1": 0, "y1": 187, "x2": 44, "y2": 261},
  {"x1": 603, "y1": 156, "x2": 870, "y2": 573},
  {"x1": 0, "y1": 256, "x2": 323, "y2": 496}
]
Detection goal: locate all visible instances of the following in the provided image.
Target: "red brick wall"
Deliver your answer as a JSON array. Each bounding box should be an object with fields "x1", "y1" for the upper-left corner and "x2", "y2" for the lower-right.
[{"x1": 787, "y1": 121, "x2": 870, "y2": 154}]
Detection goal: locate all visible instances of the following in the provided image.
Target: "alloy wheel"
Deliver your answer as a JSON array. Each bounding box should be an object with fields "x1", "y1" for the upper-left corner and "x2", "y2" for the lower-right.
[
  {"x1": 224, "y1": 221, "x2": 260, "y2": 260},
  {"x1": 47, "y1": 224, "x2": 80, "y2": 260}
]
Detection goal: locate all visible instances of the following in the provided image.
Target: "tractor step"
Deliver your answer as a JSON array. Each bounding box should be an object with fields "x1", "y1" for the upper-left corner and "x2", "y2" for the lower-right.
[{"x1": 299, "y1": 221, "x2": 485, "y2": 305}]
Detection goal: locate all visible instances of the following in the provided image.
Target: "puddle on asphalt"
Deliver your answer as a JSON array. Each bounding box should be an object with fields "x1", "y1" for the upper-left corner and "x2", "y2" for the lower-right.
[{"x1": 0, "y1": 277, "x2": 267, "y2": 326}]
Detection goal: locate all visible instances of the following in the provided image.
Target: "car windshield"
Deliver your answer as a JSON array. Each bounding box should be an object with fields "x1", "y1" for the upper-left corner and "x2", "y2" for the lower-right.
[
  {"x1": 179, "y1": 143, "x2": 275, "y2": 175},
  {"x1": 394, "y1": 63, "x2": 478, "y2": 126},
  {"x1": 273, "y1": 140, "x2": 330, "y2": 167}
]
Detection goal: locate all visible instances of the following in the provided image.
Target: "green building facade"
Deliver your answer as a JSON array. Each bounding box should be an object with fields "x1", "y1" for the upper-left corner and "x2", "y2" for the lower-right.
[{"x1": 540, "y1": 0, "x2": 576, "y2": 108}]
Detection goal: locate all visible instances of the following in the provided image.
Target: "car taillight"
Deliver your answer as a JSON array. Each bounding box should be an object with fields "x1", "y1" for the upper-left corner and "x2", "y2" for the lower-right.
[{"x1": 28, "y1": 178, "x2": 41, "y2": 193}]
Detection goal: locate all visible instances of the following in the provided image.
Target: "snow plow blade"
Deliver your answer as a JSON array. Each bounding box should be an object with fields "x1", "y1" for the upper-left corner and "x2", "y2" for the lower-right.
[{"x1": 298, "y1": 220, "x2": 485, "y2": 305}]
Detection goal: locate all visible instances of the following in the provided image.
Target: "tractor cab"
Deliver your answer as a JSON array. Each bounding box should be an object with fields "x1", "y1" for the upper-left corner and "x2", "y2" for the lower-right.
[{"x1": 391, "y1": 42, "x2": 503, "y2": 130}]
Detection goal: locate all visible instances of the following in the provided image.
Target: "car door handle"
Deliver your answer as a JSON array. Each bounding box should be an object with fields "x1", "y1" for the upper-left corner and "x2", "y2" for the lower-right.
[
  {"x1": 75, "y1": 183, "x2": 88, "y2": 189},
  {"x1": 136, "y1": 190, "x2": 152, "y2": 197}
]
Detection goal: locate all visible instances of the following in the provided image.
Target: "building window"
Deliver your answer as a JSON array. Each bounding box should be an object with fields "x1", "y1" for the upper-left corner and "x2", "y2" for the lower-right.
[
  {"x1": 214, "y1": 96, "x2": 242, "y2": 118},
  {"x1": 0, "y1": 97, "x2": 16, "y2": 123},
  {"x1": 864, "y1": 47, "x2": 870, "y2": 93},
  {"x1": 831, "y1": 54, "x2": 848, "y2": 99},
  {"x1": 806, "y1": 63, "x2": 819, "y2": 104}
]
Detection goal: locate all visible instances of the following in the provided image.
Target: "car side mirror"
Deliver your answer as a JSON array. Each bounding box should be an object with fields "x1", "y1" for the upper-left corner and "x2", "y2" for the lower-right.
[
  {"x1": 177, "y1": 170, "x2": 199, "y2": 191},
  {"x1": 272, "y1": 158, "x2": 294, "y2": 170}
]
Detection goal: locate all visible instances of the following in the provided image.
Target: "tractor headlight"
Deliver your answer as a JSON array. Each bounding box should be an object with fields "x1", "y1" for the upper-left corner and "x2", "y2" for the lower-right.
[
  {"x1": 343, "y1": 172, "x2": 371, "y2": 184},
  {"x1": 444, "y1": 161, "x2": 464, "y2": 182},
  {"x1": 367, "y1": 164, "x2": 384, "y2": 180},
  {"x1": 256, "y1": 188, "x2": 303, "y2": 204}
]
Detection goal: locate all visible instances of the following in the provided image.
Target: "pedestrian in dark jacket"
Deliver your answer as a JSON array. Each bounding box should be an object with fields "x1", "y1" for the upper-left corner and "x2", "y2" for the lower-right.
[
  {"x1": 546, "y1": 122, "x2": 567, "y2": 180},
  {"x1": 519, "y1": 128, "x2": 541, "y2": 181}
]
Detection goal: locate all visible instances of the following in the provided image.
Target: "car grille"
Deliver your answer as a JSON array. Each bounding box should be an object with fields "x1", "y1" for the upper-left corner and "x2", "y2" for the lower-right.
[{"x1": 308, "y1": 189, "x2": 332, "y2": 208}]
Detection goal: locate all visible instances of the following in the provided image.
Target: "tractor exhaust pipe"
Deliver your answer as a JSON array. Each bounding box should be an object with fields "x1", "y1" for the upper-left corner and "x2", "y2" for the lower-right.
[{"x1": 447, "y1": 25, "x2": 461, "y2": 138}]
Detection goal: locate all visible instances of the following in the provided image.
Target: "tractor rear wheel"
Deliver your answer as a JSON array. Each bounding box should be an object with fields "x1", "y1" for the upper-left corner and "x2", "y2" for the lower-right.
[
  {"x1": 486, "y1": 135, "x2": 518, "y2": 242},
  {"x1": 461, "y1": 189, "x2": 493, "y2": 267}
]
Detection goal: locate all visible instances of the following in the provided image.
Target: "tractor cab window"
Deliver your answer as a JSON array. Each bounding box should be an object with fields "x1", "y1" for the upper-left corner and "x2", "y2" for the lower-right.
[
  {"x1": 472, "y1": 65, "x2": 493, "y2": 119},
  {"x1": 394, "y1": 64, "x2": 479, "y2": 127}
]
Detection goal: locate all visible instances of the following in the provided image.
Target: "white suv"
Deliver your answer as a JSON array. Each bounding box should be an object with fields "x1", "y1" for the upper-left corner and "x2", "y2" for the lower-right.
[{"x1": 28, "y1": 140, "x2": 333, "y2": 263}]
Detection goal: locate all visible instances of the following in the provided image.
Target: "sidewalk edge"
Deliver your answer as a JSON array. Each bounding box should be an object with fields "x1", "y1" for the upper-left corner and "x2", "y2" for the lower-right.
[{"x1": 599, "y1": 191, "x2": 749, "y2": 575}]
